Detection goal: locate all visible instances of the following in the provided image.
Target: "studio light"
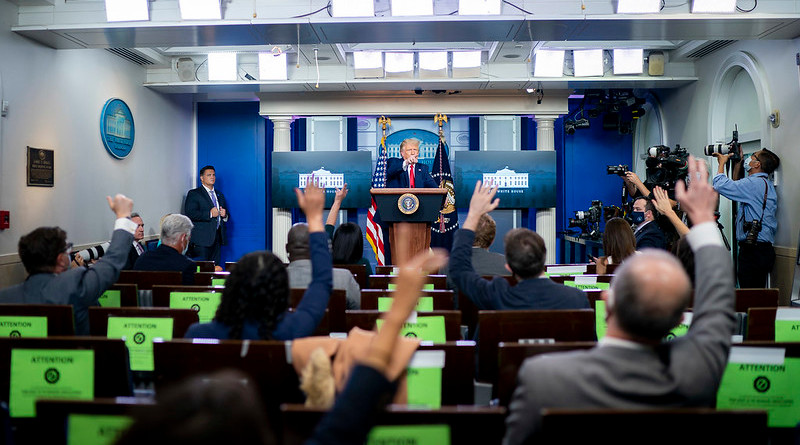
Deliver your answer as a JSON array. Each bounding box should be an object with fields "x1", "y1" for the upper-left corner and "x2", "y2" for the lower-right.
[
  {"x1": 385, "y1": 52, "x2": 414, "y2": 78},
  {"x1": 353, "y1": 51, "x2": 384, "y2": 78},
  {"x1": 617, "y1": 0, "x2": 660, "y2": 13},
  {"x1": 419, "y1": 52, "x2": 448, "y2": 79},
  {"x1": 179, "y1": 0, "x2": 221, "y2": 20},
  {"x1": 459, "y1": 0, "x2": 502, "y2": 15},
  {"x1": 207, "y1": 53, "x2": 237, "y2": 81},
  {"x1": 258, "y1": 52, "x2": 288, "y2": 80},
  {"x1": 613, "y1": 49, "x2": 644, "y2": 75},
  {"x1": 176, "y1": 57, "x2": 196, "y2": 82},
  {"x1": 631, "y1": 107, "x2": 647, "y2": 119},
  {"x1": 452, "y1": 51, "x2": 482, "y2": 78},
  {"x1": 533, "y1": 50, "x2": 565, "y2": 78},
  {"x1": 105, "y1": 0, "x2": 149, "y2": 21},
  {"x1": 331, "y1": 0, "x2": 375, "y2": 17},
  {"x1": 573, "y1": 49, "x2": 604, "y2": 77},
  {"x1": 691, "y1": 0, "x2": 736, "y2": 13},
  {"x1": 391, "y1": 0, "x2": 433, "y2": 16}
]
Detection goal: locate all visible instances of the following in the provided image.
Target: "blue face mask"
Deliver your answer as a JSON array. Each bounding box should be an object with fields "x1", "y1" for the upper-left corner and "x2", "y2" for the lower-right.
[{"x1": 631, "y1": 211, "x2": 645, "y2": 225}]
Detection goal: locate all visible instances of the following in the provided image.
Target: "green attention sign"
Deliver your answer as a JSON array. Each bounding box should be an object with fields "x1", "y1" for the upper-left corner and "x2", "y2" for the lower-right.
[
  {"x1": 107, "y1": 317, "x2": 173, "y2": 371},
  {"x1": 98, "y1": 290, "x2": 121, "y2": 308},
  {"x1": 774, "y1": 308, "x2": 800, "y2": 342},
  {"x1": 565, "y1": 281, "x2": 610, "y2": 290},
  {"x1": 376, "y1": 316, "x2": 446, "y2": 343},
  {"x1": 0, "y1": 316, "x2": 47, "y2": 338},
  {"x1": 169, "y1": 292, "x2": 222, "y2": 323},
  {"x1": 67, "y1": 414, "x2": 133, "y2": 445},
  {"x1": 211, "y1": 278, "x2": 226, "y2": 286},
  {"x1": 387, "y1": 283, "x2": 434, "y2": 290},
  {"x1": 378, "y1": 296, "x2": 434, "y2": 312},
  {"x1": 405, "y1": 350, "x2": 445, "y2": 409},
  {"x1": 366, "y1": 425, "x2": 450, "y2": 445},
  {"x1": 595, "y1": 300, "x2": 607, "y2": 340},
  {"x1": 10, "y1": 349, "x2": 94, "y2": 417},
  {"x1": 716, "y1": 347, "x2": 800, "y2": 427}
]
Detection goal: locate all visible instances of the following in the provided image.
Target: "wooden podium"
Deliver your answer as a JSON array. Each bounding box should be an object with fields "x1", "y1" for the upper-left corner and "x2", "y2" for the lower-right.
[{"x1": 371, "y1": 188, "x2": 447, "y2": 265}]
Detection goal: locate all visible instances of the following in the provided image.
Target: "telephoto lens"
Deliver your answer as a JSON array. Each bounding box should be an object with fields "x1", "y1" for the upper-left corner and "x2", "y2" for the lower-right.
[
  {"x1": 71, "y1": 242, "x2": 111, "y2": 262},
  {"x1": 704, "y1": 144, "x2": 729, "y2": 156}
]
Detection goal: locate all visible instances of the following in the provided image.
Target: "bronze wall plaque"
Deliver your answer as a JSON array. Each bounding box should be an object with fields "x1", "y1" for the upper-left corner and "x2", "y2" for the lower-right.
[{"x1": 27, "y1": 146, "x2": 54, "y2": 187}]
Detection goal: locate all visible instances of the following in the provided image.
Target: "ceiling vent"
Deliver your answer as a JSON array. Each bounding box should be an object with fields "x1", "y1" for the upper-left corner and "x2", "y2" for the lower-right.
[
  {"x1": 105, "y1": 48, "x2": 169, "y2": 66},
  {"x1": 677, "y1": 40, "x2": 736, "y2": 60}
]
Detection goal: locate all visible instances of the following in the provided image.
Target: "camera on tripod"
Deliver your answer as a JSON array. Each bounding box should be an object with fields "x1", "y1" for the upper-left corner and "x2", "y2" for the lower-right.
[
  {"x1": 569, "y1": 200, "x2": 603, "y2": 238},
  {"x1": 606, "y1": 165, "x2": 629, "y2": 176},
  {"x1": 704, "y1": 125, "x2": 741, "y2": 162},
  {"x1": 645, "y1": 144, "x2": 689, "y2": 195}
]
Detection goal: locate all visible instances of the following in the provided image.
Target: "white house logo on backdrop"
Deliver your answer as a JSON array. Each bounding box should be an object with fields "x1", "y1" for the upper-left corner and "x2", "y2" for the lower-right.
[
  {"x1": 100, "y1": 98, "x2": 135, "y2": 159},
  {"x1": 299, "y1": 168, "x2": 345, "y2": 188},
  {"x1": 483, "y1": 167, "x2": 529, "y2": 190}
]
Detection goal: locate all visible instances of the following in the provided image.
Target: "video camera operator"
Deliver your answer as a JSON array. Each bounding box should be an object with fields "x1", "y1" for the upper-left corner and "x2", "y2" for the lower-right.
[{"x1": 711, "y1": 148, "x2": 780, "y2": 288}]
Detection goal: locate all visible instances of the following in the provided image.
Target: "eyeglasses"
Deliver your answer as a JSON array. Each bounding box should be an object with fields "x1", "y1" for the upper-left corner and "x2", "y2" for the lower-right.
[{"x1": 64, "y1": 242, "x2": 73, "y2": 255}]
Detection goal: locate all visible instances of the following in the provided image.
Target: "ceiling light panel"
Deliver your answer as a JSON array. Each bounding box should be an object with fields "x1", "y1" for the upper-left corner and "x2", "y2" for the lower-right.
[
  {"x1": 419, "y1": 51, "x2": 448, "y2": 78},
  {"x1": 391, "y1": 0, "x2": 434, "y2": 16},
  {"x1": 179, "y1": 0, "x2": 222, "y2": 20},
  {"x1": 259, "y1": 52, "x2": 287, "y2": 80},
  {"x1": 459, "y1": 0, "x2": 502, "y2": 15},
  {"x1": 452, "y1": 51, "x2": 482, "y2": 68},
  {"x1": 208, "y1": 53, "x2": 237, "y2": 81},
  {"x1": 385, "y1": 52, "x2": 414, "y2": 76},
  {"x1": 105, "y1": 0, "x2": 149, "y2": 22},
  {"x1": 331, "y1": 0, "x2": 375, "y2": 17},
  {"x1": 353, "y1": 51, "x2": 384, "y2": 78},
  {"x1": 613, "y1": 48, "x2": 644, "y2": 74},
  {"x1": 691, "y1": 0, "x2": 736, "y2": 13},
  {"x1": 533, "y1": 49, "x2": 565, "y2": 77},
  {"x1": 573, "y1": 49, "x2": 604, "y2": 77},
  {"x1": 617, "y1": 0, "x2": 660, "y2": 13}
]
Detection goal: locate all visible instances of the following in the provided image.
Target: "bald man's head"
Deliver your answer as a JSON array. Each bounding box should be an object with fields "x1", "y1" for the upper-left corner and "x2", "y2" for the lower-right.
[{"x1": 607, "y1": 249, "x2": 692, "y2": 341}]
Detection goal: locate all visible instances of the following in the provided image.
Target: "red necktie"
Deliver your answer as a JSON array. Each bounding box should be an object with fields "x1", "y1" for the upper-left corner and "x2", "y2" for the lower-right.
[{"x1": 409, "y1": 166, "x2": 416, "y2": 188}]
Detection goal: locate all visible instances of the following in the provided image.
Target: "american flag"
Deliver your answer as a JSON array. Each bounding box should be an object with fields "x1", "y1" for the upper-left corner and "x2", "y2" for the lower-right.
[{"x1": 366, "y1": 138, "x2": 388, "y2": 265}]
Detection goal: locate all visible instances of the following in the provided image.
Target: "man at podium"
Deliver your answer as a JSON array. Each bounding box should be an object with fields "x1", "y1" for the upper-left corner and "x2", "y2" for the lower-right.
[{"x1": 386, "y1": 138, "x2": 437, "y2": 188}]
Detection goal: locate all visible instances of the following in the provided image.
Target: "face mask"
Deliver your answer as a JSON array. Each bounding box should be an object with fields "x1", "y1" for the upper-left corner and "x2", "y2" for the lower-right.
[
  {"x1": 631, "y1": 211, "x2": 645, "y2": 225},
  {"x1": 743, "y1": 156, "x2": 754, "y2": 173}
]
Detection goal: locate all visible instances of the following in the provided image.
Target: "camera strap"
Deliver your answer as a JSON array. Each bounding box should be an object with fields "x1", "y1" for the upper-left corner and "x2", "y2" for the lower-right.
[{"x1": 757, "y1": 177, "x2": 768, "y2": 226}]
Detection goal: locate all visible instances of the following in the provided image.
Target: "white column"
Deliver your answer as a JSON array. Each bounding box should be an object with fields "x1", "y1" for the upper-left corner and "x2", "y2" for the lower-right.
[
  {"x1": 534, "y1": 115, "x2": 558, "y2": 264},
  {"x1": 270, "y1": 115, "x2": 294, "y2": 262}
]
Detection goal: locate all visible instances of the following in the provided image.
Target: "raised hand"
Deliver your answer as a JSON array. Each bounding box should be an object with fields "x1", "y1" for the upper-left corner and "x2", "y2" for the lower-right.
[
  {"x1": 106, "y1": 194, "x2": 133, "y2": 219},
  {"x1": 463, "y1": 181, "x2": 499, "y2": 231},
  {"x1": 295, "y1": 176, "x2": 325, "y2": 231}
]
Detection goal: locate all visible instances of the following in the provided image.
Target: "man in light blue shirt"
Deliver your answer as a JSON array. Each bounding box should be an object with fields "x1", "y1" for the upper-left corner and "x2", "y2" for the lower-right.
[{"x1": 711, "y1": 148, "x2": 780, "y2": 288}]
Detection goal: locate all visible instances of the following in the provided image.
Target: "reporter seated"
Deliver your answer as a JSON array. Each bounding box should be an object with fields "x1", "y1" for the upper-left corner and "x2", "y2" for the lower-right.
[
  {"x1": 0, "y1": 195, "x2": 137, "y2": 335},
  {"x1": 594, "y1": 217, "x2": 636, "y2": 275},
  {"x1": 133, "y1": 214, "x2": 196, "y2": 285}
]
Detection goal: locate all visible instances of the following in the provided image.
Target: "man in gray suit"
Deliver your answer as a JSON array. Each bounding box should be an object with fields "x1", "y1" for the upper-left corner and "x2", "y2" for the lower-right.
[
  {"x1": 0, "y1": 194, "x2": 137, "y2": 336},
  {"x1": 504, "y1": 156, "x2": 734, "y2": 444}
]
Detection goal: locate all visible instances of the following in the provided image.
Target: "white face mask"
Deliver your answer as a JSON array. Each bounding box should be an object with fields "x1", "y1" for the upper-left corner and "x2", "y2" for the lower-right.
[{"x1": 744, "y1": 156, "x2": 755, "y2": 173}]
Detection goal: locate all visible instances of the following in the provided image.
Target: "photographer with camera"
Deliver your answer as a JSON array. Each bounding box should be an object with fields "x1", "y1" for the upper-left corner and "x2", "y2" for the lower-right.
[{"x1": 711, "y1": 148, "x2": 780, "y2": 288}]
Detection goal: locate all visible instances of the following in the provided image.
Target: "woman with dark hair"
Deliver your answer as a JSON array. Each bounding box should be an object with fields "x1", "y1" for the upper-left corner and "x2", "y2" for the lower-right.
[
  {"x1": 184, "y1": 180, "x2": 332, "y2": 340},
  {"x1": 326, "y1": 184, "x2": 373, "y2": 276},
  {"x1": 594, "y1": 217, "x2": 636, "y2": 275}
]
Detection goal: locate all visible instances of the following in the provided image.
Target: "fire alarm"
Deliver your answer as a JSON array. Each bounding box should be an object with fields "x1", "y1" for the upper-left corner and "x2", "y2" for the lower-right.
[{"x1": 0, "y1": 211, "x2": 9, "y2": 230}]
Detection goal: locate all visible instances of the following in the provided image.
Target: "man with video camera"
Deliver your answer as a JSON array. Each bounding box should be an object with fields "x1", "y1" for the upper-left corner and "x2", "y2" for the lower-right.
[{"x1": 712, "y1": 148, "x2": 780, "y2": 288}]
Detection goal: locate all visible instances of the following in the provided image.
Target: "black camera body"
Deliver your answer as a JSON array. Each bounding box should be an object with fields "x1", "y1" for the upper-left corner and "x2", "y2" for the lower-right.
[
  {"x1": 569, "y1": 200, "x2": 603, "y2": 238},
  {"x1": 607, "y1": 165, "x2": 629, "y2": 176},
  {"x1": 644, "y1": 144, "x2": 689, "y2": 195},
  {"x1": 742, "y1": 220, "x2": 763, "y2": 245}
]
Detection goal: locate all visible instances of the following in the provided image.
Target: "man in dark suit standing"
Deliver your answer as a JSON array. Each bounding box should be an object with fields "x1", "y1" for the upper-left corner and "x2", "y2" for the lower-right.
[
  {"x1": 184, "y1": 165, "x2": 228, "y2": 265},
  {"x1": 123, "y1": 212, "x2": 146, "y2": 270},
  {"x1": 632, "y1": 196, "x2": 666, "y2": 250},
  {"x1": 385, "y1": 138, "x2": 438, "y2": 188}
]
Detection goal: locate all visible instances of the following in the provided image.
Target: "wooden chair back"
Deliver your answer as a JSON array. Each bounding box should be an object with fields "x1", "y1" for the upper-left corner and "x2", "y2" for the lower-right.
[
  {"x1": 289, "y1": 288, "x2": 347, "y2": 333},
  {"x1": 193, "y1": 272, "x2": 230, "y2": 286},
  {"x1": 367, "y1": 275, "x2": 447, "y2": 290},
  {"x1": 117, "y1": 270, "x2": 182, "y2": 290},
  {"x1": 0, "y1": 304, "x2": 75, "y2": 336},
  {"x1": 105, "y1": 283, "x2": 139, "y2": 307},
  {"x1": 333, "y1": 264, "x2": 368, "y2": 289}
]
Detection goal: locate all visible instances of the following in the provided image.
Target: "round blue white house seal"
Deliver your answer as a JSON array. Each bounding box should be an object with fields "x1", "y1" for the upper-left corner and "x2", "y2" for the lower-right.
[{"x1": 100, "y1": 98, "x2": 135, "y2": 159}]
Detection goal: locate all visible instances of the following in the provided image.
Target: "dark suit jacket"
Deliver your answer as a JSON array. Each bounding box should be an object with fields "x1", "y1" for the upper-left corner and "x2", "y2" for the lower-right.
[
  {"x1": 122, "y1": 242, "x2": 143, "y2": 270},
  {"x1": 184, "y1": 186, "x2": 228, "y2": 247},
  {"x1": 504, "y1": 241, "x2": 735, "y2": 444},
  {"x1": 0, "y1": 228, "x2": 133, "y2": 335},
  {"x1": 449, "y1": 229, "x2": 589, "y2": 311},
  {"x1": 635, "y1": 220, "x2": 666, "y2": 250},
  {"x1": 385, "y1": 158, "x2": 438, "y2": 188},
  {"x1": 133, "y1": 245, "x2": 196, "y2": 285}
]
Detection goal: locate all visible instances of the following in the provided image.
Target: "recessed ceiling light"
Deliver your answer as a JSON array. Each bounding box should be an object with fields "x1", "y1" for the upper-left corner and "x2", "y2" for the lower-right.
[
  {"x1": 208, "y1": 53, "x2": 237, "y2": 81},
  {"x1": 105, "y1": 0, "x2": 149, "y2": 21},
  {"x1": 533, "y1": 49, "x2": 565, "y2": 77},
  {"x1": 179, "y1": 0, "x2": 221, "y2": 20}
]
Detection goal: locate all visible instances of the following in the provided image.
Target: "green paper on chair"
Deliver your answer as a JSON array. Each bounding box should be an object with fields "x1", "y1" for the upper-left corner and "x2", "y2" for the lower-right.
[
  {"x1": 378, "y1": 296, "x2": 433, "y2": 312},
  {"x1": 169, "y1": 292, "x2": 222, "y2": 323},
  {"x1": 376, "y1": 316, "x2": 446, "y2": 343},
  {"x1": 107, "y1": 317, "x2": 173, "y2": 371},
  {"x1": 9, "y1": 349, "x2": 94, "y2": 417},
  {"x1": 774, "y1": 308, "x2": 800, "y2": 342},
  {"x1": 98, "y1": 290, "x2": 121, "y2": 308},
  {"x1": 0, "y1": 316, "x2": 47, "y2": 338},
  {"x1": 67, "y1": 414, "x2": 133, "y2": 445},
  {"x1": 367, "y1": 425, "x2": 450, "y2": 445}
]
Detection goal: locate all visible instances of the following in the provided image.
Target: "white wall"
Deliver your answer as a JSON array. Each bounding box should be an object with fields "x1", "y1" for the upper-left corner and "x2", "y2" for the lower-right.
[{"x1": 0, "y1": 0, "x2": 195, "y2": 285}]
